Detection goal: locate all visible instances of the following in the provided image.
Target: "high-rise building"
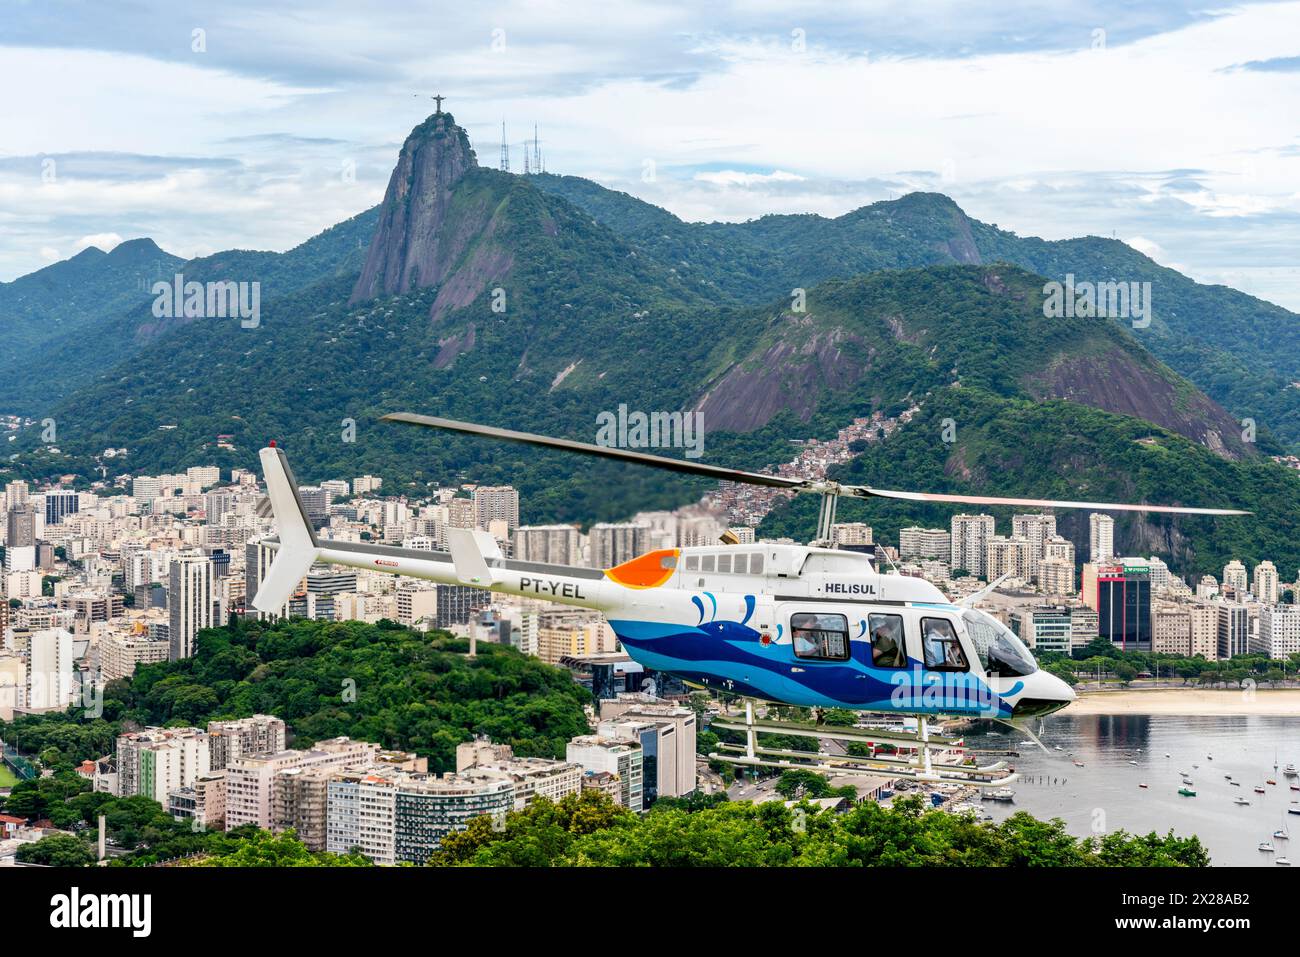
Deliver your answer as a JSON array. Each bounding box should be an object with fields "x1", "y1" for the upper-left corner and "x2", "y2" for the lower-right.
[
  {"x1": 537, "y1": 609, "x2": 617, "y2": 664},
  {"x1": 1153, "y1": 604, "x2": 1192, "y2": 655},
  {"x1": 115, "y1": 728, "x2": 211, "y2": 802},
  {"x1": 26, "y1": 628, "x2": 76, "y2": 712},
  {"x1": 1216, "y1": 601, "x2": 1250, "y2": 659},
  {"x1": 473, "y1": 486, "x2": 519, "y2": 532},
  {"x1": 101, "y1": 630, "x2": 171, "y2": 681},
  {"x1": 512, "y1": 525, "x2": 582, "y2": 565},
  {"x1": 1091, "y1": 563, "x2": 1152, "y2": 651},
  {"x1": 208, "y1": 715, "x2": 287, "y2": 771},
  {"x1": 951, "y1": 514, "x2": 995, "y2": 578},
  {"x1": 1089, "y1": 513, "x2": 1114, "y2": 563},
  {"x1": 5, "y1": 505, "x2": 36, "y2": 549},
  {"x1": 298, "y1": 487, "x2": 330, "y2": 527},
  {"x1": 566, "y1": 736, "x2": 644, "y2": 811},
  {"x1": 985, "y1": 536, "x2": 1032, "y2": 583},
  {"x1": 169, "y1": 553, "x2": 214, "y2": 660},
  {"x1": 898, "y1": 527, "x2": 949, "y2": 560},
  {"x1": 1038, "y1": 557, "x2": 1075, "y2": 597},
  {"x1": 1011, "y1": 513, "x2": 1056, "y2": 581},
  {"x1": 1190, "y1": 603, "x2": 1219, "y2": 659},
  {"x1": 830, "y1": 523, "x2": 873, "y2": 548},
  {"x1": 1259, "y1": 604, "x2": 1300, "y2": 658},
  {"x1": 396, "y1": 582, "x2": 439, "y2": 629},
  {"x1": 4, "y1": 479, "x2": 29, "y2": 511},
  {"x1": 326, "y1": 768, "x2": 515, "y2": 865},
  {"x1": 1254, "y1": 560, "x2": 1280, "y2": 605},
  {"x1": 168, "y1": 772, "x2": 226, "y2": 830},
  {"x1": 589, "y1": 523, "x2": 650, "y2": 569},
  {"x1": 435, "y1": 584, "x2": 491, "y2": 629},
  {"x1": 223, "y1": 737, "x2": 378, "y2": 831},
  {"x1": 1010, "y1": 606, "x2": 1074, "y2": 655},
  {"x1": 44, "y1": 488, "x2": 79, "y2": 526},
  {"x1": 1222, "y1": 560, "x2": 1248, "y2": 597},
  {"x1": 597, "y1": 698, "x2": 697, "y2": 802}
]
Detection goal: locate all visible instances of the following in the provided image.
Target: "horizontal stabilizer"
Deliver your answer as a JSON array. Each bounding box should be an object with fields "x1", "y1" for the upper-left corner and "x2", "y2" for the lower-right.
[{"x1": 446, "y1": 527, "x2": 501, "y2": 586}]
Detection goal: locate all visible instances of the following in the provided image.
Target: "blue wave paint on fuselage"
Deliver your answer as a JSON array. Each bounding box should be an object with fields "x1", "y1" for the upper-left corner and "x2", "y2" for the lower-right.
[{"x1": 610, "y1": 617, "x2": 1013, "y2": 717}]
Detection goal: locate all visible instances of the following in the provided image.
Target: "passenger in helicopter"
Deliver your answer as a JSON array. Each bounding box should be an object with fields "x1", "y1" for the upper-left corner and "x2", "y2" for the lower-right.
[
  {"x1": 922, "y1": 617, "x2": 967, "y2": 670},
  {"x1": 869, "y1": 614, "x2": 906, "y2": 668}
]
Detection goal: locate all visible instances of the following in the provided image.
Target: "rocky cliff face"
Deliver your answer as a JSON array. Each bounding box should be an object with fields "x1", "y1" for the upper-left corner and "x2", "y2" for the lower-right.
[{"x1": 350, "y1": 111, "x2": 479, "y2": 305}]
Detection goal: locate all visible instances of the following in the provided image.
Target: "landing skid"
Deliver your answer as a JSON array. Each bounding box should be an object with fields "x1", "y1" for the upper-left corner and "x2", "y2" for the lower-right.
[{"x1": 708, "y1": 701, "x2": 1018, "y2": 788}]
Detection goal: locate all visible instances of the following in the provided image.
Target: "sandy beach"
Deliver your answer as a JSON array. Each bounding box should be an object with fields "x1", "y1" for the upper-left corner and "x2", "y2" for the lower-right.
[{"x1": 1068, "y1": 688, "x2": 1300, "y2": 717}]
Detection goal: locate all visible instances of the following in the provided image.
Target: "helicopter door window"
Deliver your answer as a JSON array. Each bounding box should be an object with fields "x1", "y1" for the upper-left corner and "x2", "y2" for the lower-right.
[
  {"x1": 750, "y1": 554, "x2": 763, "y2": 574},
  {"x1": 684, "y1": 555, "x2": 699, "y2": 572},
  {"x1": 733, "y1": 554, "x2": 748, "y2": 574},
  {"x1": 868, "y1": 614, "x2": 906, "y2": 669},
  {"x1": 790, "y1": 612, "x2": 850, "y2": 661},
  {"x1": 701, "y1": 555, "x2": 715, "y2": 572},
  {"x1": 717, "y1": 554, "x2": 732, "y2": 573},
  {"x1": 921, "y1": 617, "x2": 968, "y2": 671}
]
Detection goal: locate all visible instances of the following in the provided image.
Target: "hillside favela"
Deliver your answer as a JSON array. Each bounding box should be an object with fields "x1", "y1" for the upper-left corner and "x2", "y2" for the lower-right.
[{"x1": 2, "y1": 0, "x2": 1297, "y2": 935}]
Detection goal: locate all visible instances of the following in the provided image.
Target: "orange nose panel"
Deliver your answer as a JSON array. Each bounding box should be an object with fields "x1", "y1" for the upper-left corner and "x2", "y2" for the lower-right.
[{"x1": 605, "y1": 548, "x2": 680, "y2": 588}]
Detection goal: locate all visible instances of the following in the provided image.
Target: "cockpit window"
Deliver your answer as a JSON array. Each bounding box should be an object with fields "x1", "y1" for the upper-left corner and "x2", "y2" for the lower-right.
[
  {"x1": 961, "y1": 609, "x2": 1038, "y2": 677},
  {"x1": 921, "y1": 617, "x2": 968, "y2": 671}
]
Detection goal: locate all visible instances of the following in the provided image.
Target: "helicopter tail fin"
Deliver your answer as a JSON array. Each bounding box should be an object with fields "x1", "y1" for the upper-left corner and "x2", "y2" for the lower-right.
[{"x1": 252, "y1": 446, "x2": 320, "y2": 613}]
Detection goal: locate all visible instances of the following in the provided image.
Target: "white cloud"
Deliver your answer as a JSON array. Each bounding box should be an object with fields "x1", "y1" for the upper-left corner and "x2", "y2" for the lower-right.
[
  {"x1": 74, "y1": 232, "x2": 124, "y2": 253},
  {"x1": 2, "y1": 0, "x2": 1300, "y2": 309},
  {"x1": 692, "y1": 169, "x2": 806, "y2": 187}
]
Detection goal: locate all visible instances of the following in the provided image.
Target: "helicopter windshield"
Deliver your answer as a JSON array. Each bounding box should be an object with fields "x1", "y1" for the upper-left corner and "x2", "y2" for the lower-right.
[{"x1": 961, "y1": 609, "x2": 1038, "y2": 678}]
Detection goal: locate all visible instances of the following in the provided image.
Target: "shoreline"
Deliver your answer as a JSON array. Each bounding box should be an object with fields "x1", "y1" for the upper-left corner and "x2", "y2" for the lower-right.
[{"x1": 1067, "y1": 688, "x2": 1300, "y2": 717}]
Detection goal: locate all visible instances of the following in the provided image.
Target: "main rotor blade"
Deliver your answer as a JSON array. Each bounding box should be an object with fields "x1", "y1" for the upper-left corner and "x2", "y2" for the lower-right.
[
  {"x1": 844, "y1": 485, "x2": 1250, "y2": 516},
  {"x1": 381, "y1": 412, "x2": 806, "y2": 490}
]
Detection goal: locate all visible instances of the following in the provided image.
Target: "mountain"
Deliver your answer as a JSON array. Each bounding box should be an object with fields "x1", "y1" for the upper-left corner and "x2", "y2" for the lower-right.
[
  {"x1": 0, "y1": 206, "x2": 381, "y2": 417},
  {"x1": 0, "y1": 237, "x2": 183, "y2": 368},
  {"x1": 4, "y1": 112, "x2": 1298, "y2": 577},
  {"x1": 531, "y1": 178, "x2": 1300, "y2": 450}
]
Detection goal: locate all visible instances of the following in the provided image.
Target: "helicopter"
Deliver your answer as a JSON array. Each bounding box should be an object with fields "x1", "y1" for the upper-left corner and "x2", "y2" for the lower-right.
[{"x1": 251, "y1": 413, "x2": 1247, "y2": 787}]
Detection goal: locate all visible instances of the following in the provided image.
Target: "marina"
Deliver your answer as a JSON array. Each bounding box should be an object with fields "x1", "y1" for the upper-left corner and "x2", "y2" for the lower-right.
[{"x1": 968, "y1": 714, "x2": 1300, "y2": 866}]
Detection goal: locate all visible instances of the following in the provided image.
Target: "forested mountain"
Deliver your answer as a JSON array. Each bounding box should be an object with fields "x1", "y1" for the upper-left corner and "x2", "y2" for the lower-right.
[
  {"x1": 532, "y1": 177, "x2": 1300, "y2": 449},
  {"x1": 0, "y1": 206, "x2": 380, "y2": 415},
  {"x1": 3, "y1": 110, "x2": 1297, "y2": 575}
]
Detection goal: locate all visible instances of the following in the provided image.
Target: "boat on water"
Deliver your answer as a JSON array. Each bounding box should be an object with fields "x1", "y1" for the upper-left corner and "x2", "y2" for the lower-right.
[
  {"x1": 981, "y1": 788, "x2": 1016, "y2": 802},
  {"x1": 1138, "y1": 783, "x2": 1148, "y2": 789},
  {"x1": 1235, "y1": 797, "x2": 1251, "y2": 806},
  {"x1": 1259, "y1": 842, "x2": 1274, "y2": 852},
  {"x1": 1267, "y1": 779, "x2": 1278, "y2": 786},
  {"x1": 1277, "y1": 857, "x2": 1293, "y2": 866},
  {"x1": 1231, "y1": 781, "x2": 1242, "y2": 787},
  {"x1": 1285, "y1": 764, "x2": 1298, "y2": 777},
  {"x1": 1275, "y1": 828, "x2": 1290, "y2": 840},
  {"x1": 1073, "y1": 761, "x2": 1085, "y2": 768},
  {"x1": 1177, "y1": 769, "x2": 1189, "y2": 776},
  {"x1": 1164, "y1": 752, "x2": 1171, "y2": 757},
  {"x1": 1053, "y1": 746, "x2": 1063, "y2": 752},
  {"x1": 1178, "y1": 787, "x2": 1197, "y2": 797},
  {"x1": 1128, "y1": 760, "x2": 1138, "y2": 766},
  {"x1": 1288, "y1": 807, "x2": 1300, "y2": 816}
]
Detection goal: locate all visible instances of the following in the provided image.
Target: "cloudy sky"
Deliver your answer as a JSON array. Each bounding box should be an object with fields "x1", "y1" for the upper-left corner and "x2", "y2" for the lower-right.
[{"x1": 3, "y1": 0, "x2": 1300, "y2": 307}]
